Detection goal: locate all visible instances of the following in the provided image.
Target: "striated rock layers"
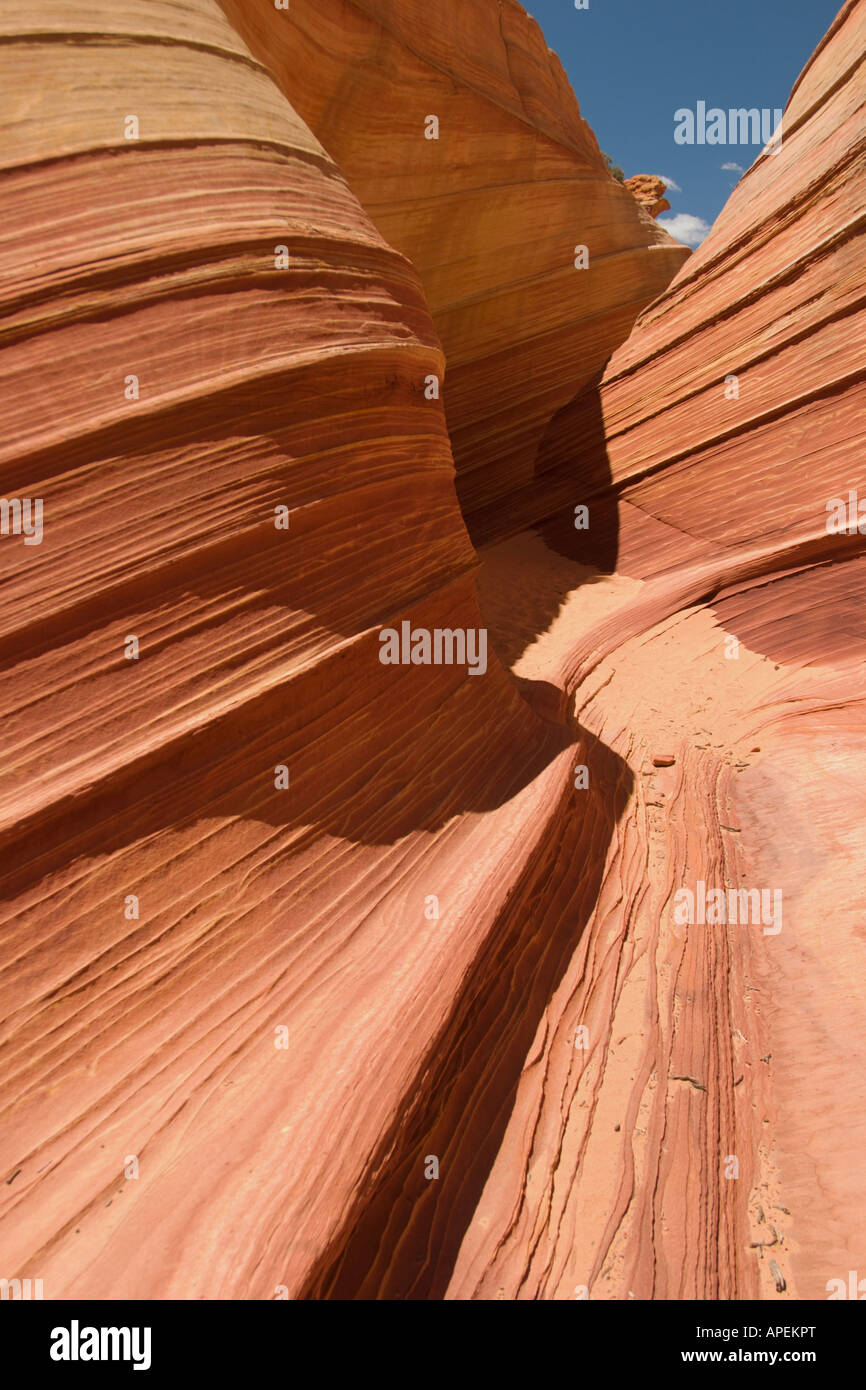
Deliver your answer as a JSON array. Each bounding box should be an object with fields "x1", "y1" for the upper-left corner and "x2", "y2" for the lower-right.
[
  {"x1": 0, "y1": 0, "x2": 559, "y2": 1300},
  {"x1": 454, "y1": 0, "x2": 866, "y2": 1300},
  {"x1": 219, "y1": 0, "x2": 689, "y2": 541},
  {"x1": 0, "y1": 0, "x2": 864, "y2": 1304},
  {"x1": 625, "y1": 174, "x2": 671, "y2": 218},
  {"x1": 0, "y1": 0, "x2": 668, "y2": 1302}
]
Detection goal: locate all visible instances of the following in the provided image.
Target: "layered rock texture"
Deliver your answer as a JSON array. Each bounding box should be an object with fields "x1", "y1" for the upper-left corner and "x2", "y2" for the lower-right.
[
  {"x1": 222, "y1": 0, "x2": 689, "y2": 541},
  {"x1": 626, "y1": 174, "x2": 671, "y2": 218},
  {"x1": 458, "y1": 0, "x2": 866, "y2": 1300},
  {"x1": 0, "y1": 0, "x2": 863, "y2": 1303}
]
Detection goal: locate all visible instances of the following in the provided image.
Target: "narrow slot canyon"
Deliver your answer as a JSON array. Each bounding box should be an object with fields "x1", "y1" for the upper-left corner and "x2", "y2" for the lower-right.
[{"x1": 0, "y1": 0, "x2": 863, "y2": 1307}]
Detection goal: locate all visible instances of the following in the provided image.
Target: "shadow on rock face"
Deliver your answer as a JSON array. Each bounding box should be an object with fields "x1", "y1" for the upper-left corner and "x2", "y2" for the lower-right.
[
  {"x1": 472, "y1": 372, "x2": 621, "y2": 675},
  {"x1": 298, "y1": 727, "x2": 634, "y2": 1300},
  {"x1": 531, "y1": 372, "x2": 620, "y2": 573}
]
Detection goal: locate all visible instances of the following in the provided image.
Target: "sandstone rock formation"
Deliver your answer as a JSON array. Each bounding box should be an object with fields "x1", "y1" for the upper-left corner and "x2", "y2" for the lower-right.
[
  {"x1": 453, "y1": 0, "x2": 866, "y2": 1300},
  {"x1": 0, "y1": 0, "x2": 663, "y2": 1302},
  {"x1": 625, "y1": 173, "x2": 671, "y2": 218},
  {"x1": 221, "y1": 0, "x2": 689, "y2": 542},
  {"x1": 0, "y1": 0, "x2": 863, "y2": 1306}
]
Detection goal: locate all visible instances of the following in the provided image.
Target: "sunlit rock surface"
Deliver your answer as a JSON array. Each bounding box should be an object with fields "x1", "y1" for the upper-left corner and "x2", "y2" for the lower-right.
[
  {"x1": 0, "y1": 0, "x2": 863, "y2": 1304},
  {"x1": 453, "y1": 0, "x2": 866, "y2": 1300},
  {"x1": 625, "y1": 174, "x2": 671, "y2": 218},
  {"x1": 221, "y1": 0, "x2": 689, "y2": 541}
]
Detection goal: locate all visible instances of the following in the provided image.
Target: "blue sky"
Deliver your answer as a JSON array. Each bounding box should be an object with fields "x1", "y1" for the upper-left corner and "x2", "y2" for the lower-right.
[{"x1": 523, "y1": 0, "x2": 842, "y2": 244}]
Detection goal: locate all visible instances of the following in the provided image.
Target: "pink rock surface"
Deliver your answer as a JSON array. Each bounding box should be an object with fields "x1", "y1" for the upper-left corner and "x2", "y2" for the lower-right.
[
  {"x1": 452, "y1": 0, "x2": 866, "y2": 1300},
  {"x1": 221, "y1": 0, "x2": 688, "y2": 540},
  {"x1": 0, "y1": 0, "x2": 863, "y2": 1305}
]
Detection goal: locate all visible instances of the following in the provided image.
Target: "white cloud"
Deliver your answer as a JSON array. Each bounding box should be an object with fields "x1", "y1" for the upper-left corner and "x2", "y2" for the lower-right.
[
  {"x1": 657, "y1": 212, "x2": 711, "y2": 247},
  {"x1": 654, "y1": 174, "x2": 681, "y2": 192},
  {"x1": 721, "y1": 161, "x2": 745, "y2": 173}
]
